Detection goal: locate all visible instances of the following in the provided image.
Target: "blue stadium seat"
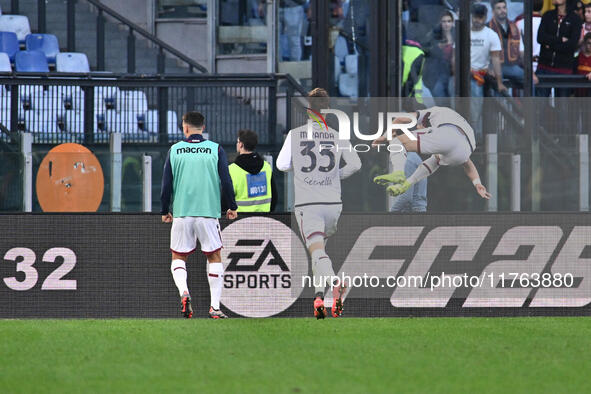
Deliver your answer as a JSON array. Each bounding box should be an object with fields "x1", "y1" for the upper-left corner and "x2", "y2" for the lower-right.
[
  {"x1": 0, "y1": 15, "x2": 31, "y2": 44},
  {"x1": 0, "y1": 52, "x2": 11, "y2": 72},
  {"x1": 0, "y1": 31, "x2": 19, "y2": 62},
  {"x1": 0, "y1": 87, "x2": 10, "y2": 132},
  {"x1": 15, "y1": 50, "x2": 49, "y2": 72},
  {"x1": 94, "y1": 86, "x2": 119, "y2": 110},
  {"x1": 50, "y1": 85, "x2": 84, "y2": 111},
  {"x1": 59, "y1": 110, "x2": 83, "y2": 134},
  {"x1": 116, "y1": 90, "x2": 148, "y2": 114},
  {"x1": 338, "y1": 73, "x2": 358, "y2": 97},
  {"x1": 18, "y1": 109, "x2": 58, "y2": 134},
  {"x1": 25, "y1": 34, "x2": 59, "y2": 65},
  {"x1": 56, "y1": 52, "x2": 89, "y2": 73},
  {"x1": 141, "y1": 110, "x2": 180, "y2": 138},
  {"x1": 18, "y1": 85, "x2": 44, "y2": 110}
]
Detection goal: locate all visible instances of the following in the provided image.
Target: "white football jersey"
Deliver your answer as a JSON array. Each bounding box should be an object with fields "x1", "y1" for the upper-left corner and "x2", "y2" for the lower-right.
[
  {"x1": 417, "y1": 107, "x2": 476, "y2": 152},
  {"x1": 276, "y1": 122, "x2": 361, "y2": 207}
]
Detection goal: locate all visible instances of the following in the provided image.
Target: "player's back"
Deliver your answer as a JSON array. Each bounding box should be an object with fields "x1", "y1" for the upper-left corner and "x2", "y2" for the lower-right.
[
  {"x1": 289, "y1": 122, "x2": 345, "y2": 207},
  {"x1": 169, "y1": 139, "x2": 221, "y2": 218},
  {"x1": 421, "y1": 106, "x2": 476, "y2": 152}
]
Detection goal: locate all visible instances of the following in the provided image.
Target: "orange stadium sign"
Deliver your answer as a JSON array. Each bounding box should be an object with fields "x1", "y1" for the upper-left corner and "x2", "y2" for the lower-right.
[{"x1": 36, "y1": 143, "x2": 104, "y2": 212}]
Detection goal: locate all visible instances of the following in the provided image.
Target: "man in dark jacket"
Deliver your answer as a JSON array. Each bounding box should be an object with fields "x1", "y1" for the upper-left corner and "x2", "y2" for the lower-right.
[
  {"x1": 536, "y1": 0, "x2": 582, "y2": 96},
  {"x1": 229, "y1": 129, "x2": 277, "y2": 212}
]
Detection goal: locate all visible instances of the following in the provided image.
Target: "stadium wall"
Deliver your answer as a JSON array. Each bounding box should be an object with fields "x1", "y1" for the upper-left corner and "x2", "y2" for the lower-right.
[{"x1": 0, "y1": 213, "x2": 590, "y2": 318}]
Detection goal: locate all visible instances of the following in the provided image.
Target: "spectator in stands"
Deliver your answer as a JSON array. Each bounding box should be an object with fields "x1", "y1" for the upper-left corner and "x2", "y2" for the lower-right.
[
  {"x1": 424, "y1": 10, "x2": 455, "y2": 99},
  {"x1": 575, "y1": 0, "x2": 586, "y2": 20},
  {"x1": 471, "y1": 4, "x2": 506, "y2": 95},
  {"x1": 575, "y1": 32, "x2": 591, "y2": 96},
  {"x1": 408, "y1": 0, "x2": 445, "y2": 21},
  {"x1": 229, "y1": 129, "x2": 276, "y2": 212},
  {"x1": 488, "y1": 0, "x2": 525, "y2": 88},
  {"x1": 516, "y1": 0, "x2": 543, "y2": 83},
  {"x1": 470, "y1": 3, "x2": 505, "y2": 141},
  {"x1": 536, "y1": 0, "x2": 582, "y2": 97},
  {"x1": 402, "y1": 39, "x2": 427, "y2": 103},
  {"x1": 249, "y1": 0, "x2": 266, "y2": 25},
  {"x1": 330, "y1": 0, "x2": 346, "y2": 21},
  {"x1": 580, "y1": 3, "x2": 591, "y2": 46},
  {"x1": 474, "y1": 0, "x2": 494, "y2": 23},
  {"x1": 280, "y1": 0, "x2": 307, "y2": 61},
  {"x1": 402, "y1": 0, "x2": 411, "y2": 26}
]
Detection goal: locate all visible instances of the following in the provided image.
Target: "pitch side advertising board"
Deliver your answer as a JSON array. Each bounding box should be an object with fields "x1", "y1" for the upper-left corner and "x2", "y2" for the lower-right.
[{"x1": 0, "y1": 213, "x2": 590, "y2": 318}]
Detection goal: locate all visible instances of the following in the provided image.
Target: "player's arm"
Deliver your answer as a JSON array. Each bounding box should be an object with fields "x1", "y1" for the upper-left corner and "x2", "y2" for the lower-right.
[
  {"x1": 276, "y1": 131, "x2": 293, "y2": 171},
  {"x1": 218, "y1": 146, "x2": 238, "y2": 219},
  {"x1": 339, "y1": 144, "x2": 362, "y2": 179},
  {"x1": 463, "y1": 159, "x2": 491, "y2": 200},
  {"x1": 160, "y1": 149, "x2": 173, "y2": 222}
]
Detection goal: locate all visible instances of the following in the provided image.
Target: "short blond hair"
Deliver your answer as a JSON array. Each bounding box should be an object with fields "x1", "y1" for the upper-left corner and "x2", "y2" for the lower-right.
[{"x1": 307, "y1": 87, "x2": 329, "y2": 111}]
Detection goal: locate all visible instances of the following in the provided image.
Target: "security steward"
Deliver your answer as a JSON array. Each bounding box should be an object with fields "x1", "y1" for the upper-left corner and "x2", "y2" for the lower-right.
[{"x1": 229, "y1": 129, "x2": 276, "y2": 212}]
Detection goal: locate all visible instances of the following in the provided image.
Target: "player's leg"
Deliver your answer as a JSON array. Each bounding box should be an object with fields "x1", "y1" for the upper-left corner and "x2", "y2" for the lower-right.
[
  {"x1": 195, "y1": 218, "x2": 228, "y2": 319},
  {"x1": 387, "y1": 154, "x2": 440, "y2": 196},
  {"x1": 309, "y1": 238, "x2": 332, "y2": 319},
  {"x1": 374, "y1": 131, "x2": 424, "y2": 187},
  {"x1": 373, "y1": 138, "x2": 407, "y2": 186},
  {"x1": 386, "y1": 126, "x2": 456, "y2": 196},
  {"x1": 170, "y1": 217, "x2": 196, "y2": 318},
  {"x1": 322, "y1": 205, "x2": 346, "y2": 317},
  {"x1": 296, "y1": 207, "x2": 335, "y2": 319},
  {"x1": 394, "y1": 132, "x2": 419, "y2": 153},
  {"x1": 205, "y1": 250, "x2": 228, "y2": 319}
]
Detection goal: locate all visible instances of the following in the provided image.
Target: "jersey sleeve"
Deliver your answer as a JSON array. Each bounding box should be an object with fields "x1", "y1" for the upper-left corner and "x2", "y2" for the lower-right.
[
  {"x1": 160, "y1": 148, "x2": 173, "y2": 215},
  {"x1": 276, "y1": 131, "x2": 293, "y2": 172},
  {"x1": 339, "y1": 143, "x2": 362, "y2": 180},
  {"x1": 218, "y1": 146, "x2": 238, "y2": 211}
]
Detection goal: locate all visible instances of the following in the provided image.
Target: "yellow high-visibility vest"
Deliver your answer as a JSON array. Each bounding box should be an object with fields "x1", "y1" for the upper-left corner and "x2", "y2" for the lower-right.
[
  {"x1": 402, "y1": 44, "x2": 425, "y2": 103},
  {"x1": 229, "y1": 160, "x2": 272, "y2": 212}
]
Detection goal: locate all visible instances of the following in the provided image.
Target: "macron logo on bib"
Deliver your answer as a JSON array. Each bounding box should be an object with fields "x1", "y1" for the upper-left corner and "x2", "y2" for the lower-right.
[{"x1": 176, "y1": 146, "x2": 212, "y2": 154}]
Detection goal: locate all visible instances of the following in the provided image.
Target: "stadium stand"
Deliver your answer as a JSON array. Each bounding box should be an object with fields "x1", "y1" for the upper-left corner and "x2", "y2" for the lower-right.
[
  {"x1": 0, "y1": 31, "x2": 18, "y2": 62},
  {"x1": 19, "y1": 109, "x2": 57, "y2": 133},
  {"x1": 142, "y1": 109, "x2": 180, "y2": 137},
  {"x1": 25, "y1": 33, "x2": 59, "y2": 65},
  {"x1": 56, "y1": 52, "x2": 90, "y2": 73},
  {"x1": 0, "y1": 14, "x2": 31, "y2": 44},
  {"x1": 418, "y1": 5, "x2": 446, "y2": 27},
  {"x1": 57, "y1": 110, "x2": 83, "y2": 134},
  {"x1": 0, "y1": 52, "x2": 11, "y2": 71},
  {"x1": 15, "y1": 50, "x2": 49, "y2": 72},
  {"x1": 116, "y1": 90, "x2": 148, "y2": 115}
]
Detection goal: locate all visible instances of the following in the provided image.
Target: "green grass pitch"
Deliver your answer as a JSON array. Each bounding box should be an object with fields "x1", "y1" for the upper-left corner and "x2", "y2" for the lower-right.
[{"x1": 1, "y1": 317, "x2": 590, "y2": 393}]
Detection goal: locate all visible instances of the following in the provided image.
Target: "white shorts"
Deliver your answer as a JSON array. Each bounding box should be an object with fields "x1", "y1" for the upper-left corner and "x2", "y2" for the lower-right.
[
  {"x1": 170, "y1": 217, "x2": 222, "y2": 256},
  {"x1": 416, "y1": 125, "x2": 472, "y2": 166},
  {"x1": 294, "y1": 204, "x2": 342, "y2": 246}
]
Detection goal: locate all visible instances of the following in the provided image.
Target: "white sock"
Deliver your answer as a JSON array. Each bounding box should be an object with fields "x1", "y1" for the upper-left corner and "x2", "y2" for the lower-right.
[
  {"x1": 171, "y1": 259, "x2": 189, "y2": 297},
  {"x1": 311, "y1": 249, "x2": 335, "y2": 295},
  {"x1": 208, "y1": 262, "x2": 224, "y2": 310},
  {"x1": 389, "y1": 138, "x2": 407, "y2": 172},
  {"x1": 407, "y1": 155, "x2": 440, "y2": 185}
]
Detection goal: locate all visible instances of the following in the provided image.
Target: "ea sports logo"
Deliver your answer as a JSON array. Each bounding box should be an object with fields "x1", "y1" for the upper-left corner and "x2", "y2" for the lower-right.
[{"x1": 221, "y1": 217, "x2": 307, "y2": 317}]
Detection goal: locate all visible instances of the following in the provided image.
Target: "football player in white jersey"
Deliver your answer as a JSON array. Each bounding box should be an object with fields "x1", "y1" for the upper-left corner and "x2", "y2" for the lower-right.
[
  {"x1": 276, "y1": 88, "x2": 361, "y2": 319},
  {"x1": 373, "y1": 106, "x2": 491, "y2": 200}
]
